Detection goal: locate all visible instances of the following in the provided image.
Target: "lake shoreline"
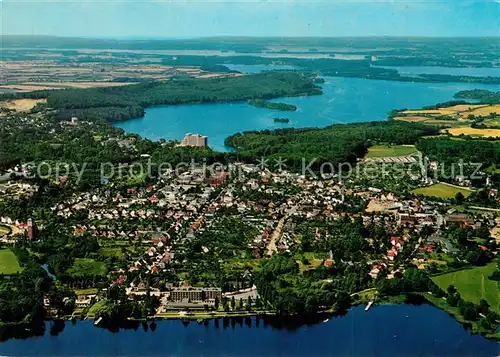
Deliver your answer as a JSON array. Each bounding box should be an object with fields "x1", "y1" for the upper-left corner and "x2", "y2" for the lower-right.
[
  {"x1": 3, "y1": 293, "x2": 498, "y2": 343},
  {"x1": 114, "y1": 75, "x2": 499, "y2": 151},
  {"x1": 1, "y1": 304, "x2": 498, "y2": 357}
]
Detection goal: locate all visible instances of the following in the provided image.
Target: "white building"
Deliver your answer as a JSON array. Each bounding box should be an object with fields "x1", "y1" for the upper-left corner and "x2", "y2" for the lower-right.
[{"x1": 180, "y1": 133, "x2": 208, "y2": 148}]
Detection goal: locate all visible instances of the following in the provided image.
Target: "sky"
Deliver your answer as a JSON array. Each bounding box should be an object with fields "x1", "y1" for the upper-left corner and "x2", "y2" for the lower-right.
[{"x1": 1, "y1": 0, "x2": 499, "y2": 38}]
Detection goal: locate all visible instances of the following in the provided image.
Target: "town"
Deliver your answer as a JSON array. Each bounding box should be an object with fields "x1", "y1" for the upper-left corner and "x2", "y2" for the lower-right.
[{"x1": 0, "y1": 108, "x2": 498, "y2": 341}]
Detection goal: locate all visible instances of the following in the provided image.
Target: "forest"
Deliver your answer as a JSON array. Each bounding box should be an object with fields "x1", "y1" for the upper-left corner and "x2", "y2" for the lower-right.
[
  {"x1": 225, "y1": 121, "x2": 439, "y2": 171},
  {"x1": 416, "y1": 138, "x2": 500, "y2": 166},
  {"x1": 454, "y1": 90, "x2": 500, "y2": 104},
  {"x1": 43, "y1": 72, "x2": 321, "y2": 122}
]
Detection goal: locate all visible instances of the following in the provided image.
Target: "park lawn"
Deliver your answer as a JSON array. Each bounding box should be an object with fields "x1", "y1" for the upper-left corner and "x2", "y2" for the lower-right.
[
  {"x1": 99, "y1": 247, "x2": 123, "y2": 258},
  {"x1": 74, "y1": 288, "x2": 99, "y2": 295},
  {"x1": 412, "y1": 183, "x2": 473, "y2": 199},
  {"x1": 297, "y1": 252, "x2": 324, "y2": 272},
  {"x1": 67, "y1": 258, "x2": 107, "y2": 278},
  {"x1": 431, "y1": 262, "x2": 499, "y2": 313},
  {"x1": 366, "y1": 145, "x2": 417, "y2": 158},
  {"x1": 0, "y1": 248, "x2": 22, "y2": 275}
]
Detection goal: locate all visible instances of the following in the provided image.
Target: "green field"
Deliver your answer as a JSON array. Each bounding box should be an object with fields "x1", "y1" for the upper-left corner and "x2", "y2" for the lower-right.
[
  {"x1": 413, "y1": 183, "x2": 473, "y2": 199},
  {"x1": 431, "y1": 262, "x2": 499, "y2": 313},
  {"x1": 366, "y1": 145, "x2": 418, "y2": 158},
  {"x1": 67, "y1": 258, "x2": 107, "y2": 278},
  {"x1": 0, "y1": 248, "x2": 22, "y2": 275},
  {"x1": 74, "y1": 288, "x2": 99, "y2": 295},
  {"x1": 99, "y1": 247, "x2": 123, "y2": 258}
]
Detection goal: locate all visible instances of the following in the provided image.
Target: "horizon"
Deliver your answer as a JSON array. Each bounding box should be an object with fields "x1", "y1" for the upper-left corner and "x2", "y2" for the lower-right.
[
  {"x1": 2, "y1": 0, "x2": 499, "y2": 38},
  {"x1": 2, "y1": 34, "x2": 500, "y2": 40}
]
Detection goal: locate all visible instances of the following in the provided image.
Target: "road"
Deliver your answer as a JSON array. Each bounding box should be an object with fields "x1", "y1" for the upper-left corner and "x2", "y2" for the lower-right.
[{"x1": 266, "y1": 217, "x2": 284, "y2": 256}]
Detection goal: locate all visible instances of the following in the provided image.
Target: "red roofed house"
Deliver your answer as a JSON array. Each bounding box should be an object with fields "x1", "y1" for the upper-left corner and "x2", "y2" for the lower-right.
[
  {"x1": 391, "y1": 236, "x2": 403, "y2": 250},
  {"x1": 323, "y1": 259, "x2": 334, "y2": 267},
  {"x1": 422, "y1": 243, "x2": 434, "y2": 253},
  {"x1": 387, "y1": 248, "x2": 398, "y2": 261}
]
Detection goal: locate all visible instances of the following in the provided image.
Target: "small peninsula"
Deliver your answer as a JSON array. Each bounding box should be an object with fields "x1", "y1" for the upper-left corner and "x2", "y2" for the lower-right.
[{"x1": 248, "y1": 99, "x2": 297, "y2": 111}]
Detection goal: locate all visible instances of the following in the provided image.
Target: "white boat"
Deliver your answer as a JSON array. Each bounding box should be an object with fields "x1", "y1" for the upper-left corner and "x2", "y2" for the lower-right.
[
  {"x1": 94, "y1": 317, "x2": 103, "y2": 326},
  {"x1": 365, "y1": 301, "x2": 374, "y2": 311},
  {"x1": 323, "y1": 319, "x2": 329, "y2": 323}
]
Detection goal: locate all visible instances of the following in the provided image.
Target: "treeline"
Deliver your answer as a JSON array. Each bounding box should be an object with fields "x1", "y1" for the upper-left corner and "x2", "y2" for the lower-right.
[
  {"x1": 417, "y1": 138, "x2": 500, "y2": 166},
  {"x1": 44, "y1": 72, "x2": 321, "y2": 122},
  {"x1": 454, "y1": 90, "x2": 500, "y2": 104},
  {"x1": 53, "y1": 106, "x2": 145, "y2": 122},
  {"x1": 0, "y1": 89, "x2": 57, "y2": 101},
  {"x1": 417, "y1": 74, "x2": 499, "y2": 85},
  {"x1": 225, "y1": 121, "x2": 439, "y2": 171}
]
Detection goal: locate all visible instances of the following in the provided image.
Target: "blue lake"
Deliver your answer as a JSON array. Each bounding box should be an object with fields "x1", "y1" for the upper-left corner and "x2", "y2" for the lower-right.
[
  {"x1": 0, "y1": 305, "x2": 497, "y2": 357},
  {"x1": 115, "y1": 76, "x2": 499, "y2": 151},
  {"x1": 375, "y1": 65, "x2": 500, "y2": 78}
]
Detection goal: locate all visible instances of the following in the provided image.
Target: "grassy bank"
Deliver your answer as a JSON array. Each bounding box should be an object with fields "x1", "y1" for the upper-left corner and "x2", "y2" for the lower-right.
[
  {"x1": 431, "y1": 262, "x2": 499, "y2": 313},
  {"x1": 423, "y1": 293, "x2": 499, "y2": 341}
]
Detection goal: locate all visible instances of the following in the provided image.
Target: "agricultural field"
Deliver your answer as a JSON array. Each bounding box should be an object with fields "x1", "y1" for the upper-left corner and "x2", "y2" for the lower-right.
[
  {"x1": 0, "y1": 248, "x2": 22, "y2": 275},
  {"x1": 395, "y1": 105, "x2": 500, "y2": 129},
  {"x1": 400, "y1": 104, "x2": 499, "y2": 119},
  {"x1": 0, "y1": 99, "x2": 46, "y2": 112},
  {"x1": 445, "y1": 127, "x2": 500, "y2": 138},
  {"x1": 366, "y1": 145, "x2": 417, "y2": 158},
  {"x1": 412, "y1": 183, "x2": 473, "y2": 199},
  {"x1": 431, "y1": 262, "x2": 499, "y2": 313},
  {"x1": 0, "y1": 57, "x2": 236, "y2": 94},
  {"x1": 394, "y1": 116, "x2": 463, "y2": 127},
  {"x1": 467, "y1": 104, "x2": 500, "y2": 118},
  {"x1": 66, "y1": 258, "x2": 107, "y2": 278}
]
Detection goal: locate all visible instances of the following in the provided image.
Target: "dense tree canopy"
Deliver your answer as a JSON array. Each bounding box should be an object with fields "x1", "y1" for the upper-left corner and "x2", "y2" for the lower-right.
[
  {"x1": 226, "y1": 121, "x2": 439, "y2": 171},
  {"x1": 44, "y1": 72, "x2": 322, "y2": 122}
]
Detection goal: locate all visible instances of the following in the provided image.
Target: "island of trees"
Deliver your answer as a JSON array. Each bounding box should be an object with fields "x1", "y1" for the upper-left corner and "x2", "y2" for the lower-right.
[
  {"x1": 248, "y1": 99, "x2": 297, "y2": 111},
  {"x1": 273, "y1": 117, "x2": 290, "y2": 123}
]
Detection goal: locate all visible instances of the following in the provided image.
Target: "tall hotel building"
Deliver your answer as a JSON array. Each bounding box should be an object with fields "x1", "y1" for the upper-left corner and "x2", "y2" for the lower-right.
[{"x1": 180, "y1": 133, "x2": 208, "y2": 147}]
